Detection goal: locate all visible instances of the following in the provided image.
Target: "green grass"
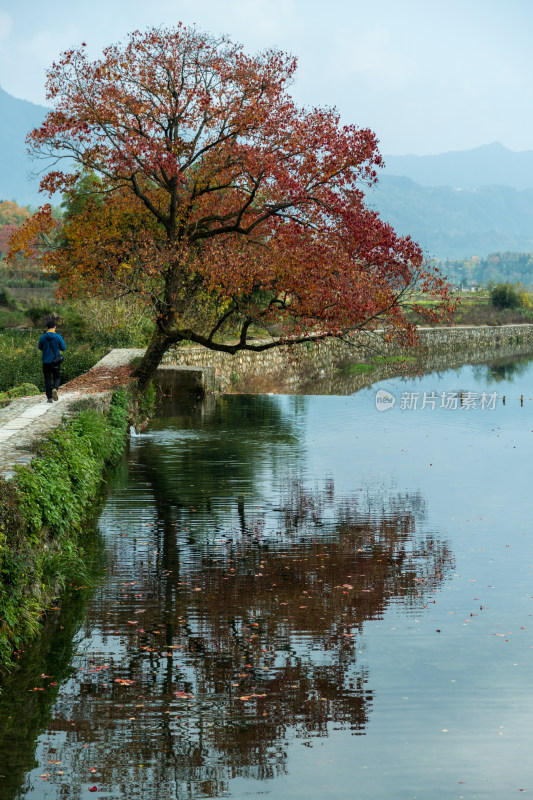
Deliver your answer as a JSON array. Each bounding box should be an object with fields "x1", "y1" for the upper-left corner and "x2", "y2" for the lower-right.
[
  {"x1": 0, "y1": 330, "x2": 105, "y2": 393},
  {"x1": 0, "y1": 383, "x2": 40, "y2": 408},
  {"x1": 0, "y1": 388, "x2": 131, "y2": 671},
  {"x1": 343, "y1": 363, "x2": 376, "y2": 374},
  {"x1": 0, "y1": 308, "x2": 28, "y2": 328},
  {"x1": 342, "y1": 355, "x2": 417, "y2": 375},
  {"x1": 372, "y1": 355, "x2": 416, "y2": 364},
  {"x1": 408, "y1": 291, "x2": 533, "y2": 326}
]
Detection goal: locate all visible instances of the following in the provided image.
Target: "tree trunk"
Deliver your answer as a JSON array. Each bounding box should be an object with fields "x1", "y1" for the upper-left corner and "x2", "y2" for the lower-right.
[{"x1": 132, "y1": 328, "x2": 173, "y2": 391}]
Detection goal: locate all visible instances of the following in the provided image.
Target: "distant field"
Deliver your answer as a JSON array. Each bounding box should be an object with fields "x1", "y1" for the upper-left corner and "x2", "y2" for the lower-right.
[
  {"x1": 409, "y1": 290, "x2": 533, "y2": 326},
  {"x1": 7, "y1": 286, "x2": 56, "y2": 302}
]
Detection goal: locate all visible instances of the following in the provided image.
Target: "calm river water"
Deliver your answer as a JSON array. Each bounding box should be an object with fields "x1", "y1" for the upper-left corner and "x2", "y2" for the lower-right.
[{"x1": 1, "y1": 354, "x2": 533, "y2": 799}]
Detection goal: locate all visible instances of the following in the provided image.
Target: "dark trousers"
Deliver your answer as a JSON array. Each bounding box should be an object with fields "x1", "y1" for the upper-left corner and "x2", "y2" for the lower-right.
[{"x1": 43, "y1": 362, "x2": 61, "y2": 399}]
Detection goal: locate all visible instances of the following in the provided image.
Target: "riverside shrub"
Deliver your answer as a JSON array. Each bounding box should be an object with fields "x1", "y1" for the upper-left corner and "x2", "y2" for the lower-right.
[{"x1": 489, "y1": 283, "x2": 530, "y2": 310}]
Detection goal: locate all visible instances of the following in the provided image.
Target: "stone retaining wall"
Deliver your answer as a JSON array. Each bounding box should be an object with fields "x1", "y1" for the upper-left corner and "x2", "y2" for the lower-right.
[{"x1": 161, "y1": 325, "x2": 533, "y2": 391}]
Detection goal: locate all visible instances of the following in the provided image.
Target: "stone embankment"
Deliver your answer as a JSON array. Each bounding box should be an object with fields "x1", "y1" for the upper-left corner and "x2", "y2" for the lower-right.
[{"x1": 161, "y1": 324, "x2": 533, "y2": 392}]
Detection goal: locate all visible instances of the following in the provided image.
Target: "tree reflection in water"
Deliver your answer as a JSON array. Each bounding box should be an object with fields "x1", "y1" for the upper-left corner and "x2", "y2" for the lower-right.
[
  {"x1": 35, "y1": 474, "x2": 453, "y2": 799},
  {"x1": 472, "y1": 353, "x2": 533, "y2": 384}
]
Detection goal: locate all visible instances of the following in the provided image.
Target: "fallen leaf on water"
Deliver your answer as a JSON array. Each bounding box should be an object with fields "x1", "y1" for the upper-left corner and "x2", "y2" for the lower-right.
[{"x1": 239, "y1": 693, "x2": 267, "y2": 700}]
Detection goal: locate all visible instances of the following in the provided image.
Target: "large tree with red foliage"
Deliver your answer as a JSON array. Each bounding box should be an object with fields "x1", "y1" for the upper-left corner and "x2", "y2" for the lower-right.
[{"x1": 10, "y1": 24, "x2": 452, "y2": 387}]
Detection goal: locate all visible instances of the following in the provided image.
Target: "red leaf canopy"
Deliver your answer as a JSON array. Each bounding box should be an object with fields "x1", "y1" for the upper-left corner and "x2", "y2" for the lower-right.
[{"x1": 12, "y1": 24, "x2": 452, "y2": 377}]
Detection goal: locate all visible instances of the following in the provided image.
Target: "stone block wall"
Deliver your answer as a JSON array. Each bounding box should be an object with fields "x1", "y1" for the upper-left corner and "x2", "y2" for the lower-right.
[{"x1": 161, "y1": 325, "x2": 533, "y2": 391}]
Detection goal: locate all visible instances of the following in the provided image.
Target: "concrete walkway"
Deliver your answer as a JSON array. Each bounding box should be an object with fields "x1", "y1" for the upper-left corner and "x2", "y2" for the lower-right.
[
  {"x1": 0, "y1": 391, "x2": 85, "y2": 479},
  {"x1": 93, "y1": 348, "x2": 145, "y2": 368}
]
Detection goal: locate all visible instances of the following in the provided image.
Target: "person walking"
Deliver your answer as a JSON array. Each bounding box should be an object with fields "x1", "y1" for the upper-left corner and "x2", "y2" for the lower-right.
[{"x1": 38, "y1": 316, "x2": 66, "y2": 403}]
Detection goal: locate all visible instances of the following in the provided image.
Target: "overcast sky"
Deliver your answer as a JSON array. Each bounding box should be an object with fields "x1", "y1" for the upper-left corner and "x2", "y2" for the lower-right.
[{"x1": 0, "y1": 0, "x2": 532, "y2": 156}]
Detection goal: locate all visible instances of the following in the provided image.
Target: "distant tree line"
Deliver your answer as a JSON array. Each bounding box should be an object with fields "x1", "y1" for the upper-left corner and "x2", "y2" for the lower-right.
[{"x1": 440, "y1": 251, "x2": 533, "y2": 288}]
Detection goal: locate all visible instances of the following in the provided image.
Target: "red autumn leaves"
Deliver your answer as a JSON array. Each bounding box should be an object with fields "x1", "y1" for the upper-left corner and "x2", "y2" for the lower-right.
[{"x1": 10, "y1": 24, "x2": 454, "y2": 385}]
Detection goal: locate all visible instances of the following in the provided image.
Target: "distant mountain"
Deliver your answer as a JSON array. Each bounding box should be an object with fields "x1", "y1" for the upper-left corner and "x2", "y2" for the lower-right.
[
  {"x1": 1, "y1": 85, "x2": 533, "y2": 262},
  {"x1": 366, "y1": 176, "x2": 533, "y2": 260},
  {"x1": 0, "y1": 86, "x2": 48, "y2": 206},
  {"x1": 382, "y1": 142, "x2": 533, "y2": 191}
]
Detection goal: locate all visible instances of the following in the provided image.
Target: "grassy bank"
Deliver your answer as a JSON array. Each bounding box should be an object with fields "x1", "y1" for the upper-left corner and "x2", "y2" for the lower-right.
[
  {"x1": 410, "y1": 290, "x2": 533, "y2": 327},
  {"x1": 0, "y1": 388, "x2": 131, "y2": 671},
  {"x1": 451, "y1": 291, "x2": 533, "y2": 325}
]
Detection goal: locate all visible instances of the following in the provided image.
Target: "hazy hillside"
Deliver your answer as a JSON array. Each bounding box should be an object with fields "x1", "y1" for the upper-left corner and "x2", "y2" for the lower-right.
[
  {"x1": 0, "y1": 86, "x2": 48, "y2": 205},
  {"x1": 383, "y1": 142, "x2": 533, "y2": 191},
  {"x1": 366, "y1": 176, "x2": 533, "y2": 260}
]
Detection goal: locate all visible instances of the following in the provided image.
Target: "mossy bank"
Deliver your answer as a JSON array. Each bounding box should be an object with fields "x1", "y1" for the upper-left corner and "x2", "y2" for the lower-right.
[{"x1": 0, "y1": 387, "x2": 145, "y2": 672}]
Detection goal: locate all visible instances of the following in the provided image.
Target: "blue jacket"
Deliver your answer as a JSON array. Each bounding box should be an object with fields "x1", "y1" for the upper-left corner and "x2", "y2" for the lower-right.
[{"x1": 38, "y1": 331, "x2": 66, "y2": 364}]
